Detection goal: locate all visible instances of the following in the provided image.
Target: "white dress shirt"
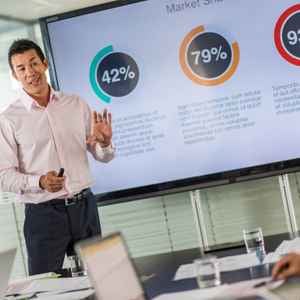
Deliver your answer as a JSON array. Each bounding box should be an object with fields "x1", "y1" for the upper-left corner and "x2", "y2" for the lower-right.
[{"x1": 0, "y1": 88, "x2": 114, "y2": 203}]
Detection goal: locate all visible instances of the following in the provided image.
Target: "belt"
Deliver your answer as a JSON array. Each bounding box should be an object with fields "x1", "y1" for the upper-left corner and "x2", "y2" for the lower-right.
[{"x1": 49, "y1": 188, "x2": 91, "y2": 206}]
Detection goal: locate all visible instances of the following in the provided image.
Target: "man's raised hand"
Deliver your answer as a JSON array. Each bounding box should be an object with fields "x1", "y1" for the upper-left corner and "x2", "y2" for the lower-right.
[{"x1": 87, "y1": 109, "x2": 112, "y2": 147}]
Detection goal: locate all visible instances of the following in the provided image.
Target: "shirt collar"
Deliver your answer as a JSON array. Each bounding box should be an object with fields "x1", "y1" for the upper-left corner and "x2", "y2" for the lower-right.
[{"x1": 19, "y1": 86, "x2": 59, "y2": 111}]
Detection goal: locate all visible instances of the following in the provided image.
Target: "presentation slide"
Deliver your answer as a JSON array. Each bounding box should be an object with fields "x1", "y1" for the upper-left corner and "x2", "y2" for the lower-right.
[{"x1": 44, "y1": 0, "x2": 300, "y2": 197}]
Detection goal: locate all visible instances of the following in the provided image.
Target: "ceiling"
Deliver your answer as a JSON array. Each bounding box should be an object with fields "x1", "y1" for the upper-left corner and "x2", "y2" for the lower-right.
[{"x1": 0, "y1": 0, "x2": 116, "y2": 22}]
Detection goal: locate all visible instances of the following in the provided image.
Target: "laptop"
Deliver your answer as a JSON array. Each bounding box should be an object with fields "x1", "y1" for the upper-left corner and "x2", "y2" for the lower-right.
[
  {"x1": 75, "y1": 233, "x2": 147, "y2": 300},
  {"x1": 0, "y1": 248, "x2": 17, "y2": 299}
]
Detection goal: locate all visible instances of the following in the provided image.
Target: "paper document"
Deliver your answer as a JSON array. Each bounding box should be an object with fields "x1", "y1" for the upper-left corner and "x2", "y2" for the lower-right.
[
  {"x1": 263, "y1": 252, "x2": 281, "y2": 264},
  {"x1": 218, "y1": 253, "x2": 260, "y2": 272},
  {"x1": 6, "y1": 279, "x2": 33, "y2": 296},
  {"x1": 262, "y1": 237, "x2": 300, "y2": 266},
  {"x1": 273, "y1": 238, "x2": 300, "y2": 256},
  {"x1": 221, "y1": 277, "x2": 284, "y2": 300},
  {"x1": 175, "y1": 237, "x2": 300, "y2": 281},
  {"x1": 174, "y1": 253, "x2": 260, "y2": 281},
  {"x1": 154, "y1": 278, "x2": 283, "y2": 300},
  {"x1": 35, "y1": 289, "x2": 94, "y2": 299},
  {"x1": 7, "y1": 273, "x2": 61, "y2": 296},
  {"x1": 152, "y1": 285, "x2": 229, "y2": 300},
  {"x1": 8, "y1": 276, "x2": 91, "y2": 295},
  {"x1": 223, "y1": 277, "x2": 283, "y2": 295}
]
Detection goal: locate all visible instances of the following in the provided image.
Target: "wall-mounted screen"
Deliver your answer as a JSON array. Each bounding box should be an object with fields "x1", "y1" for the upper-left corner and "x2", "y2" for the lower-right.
[{"x1": 40, "y1": 0, "x2": 300, "y2": 203}]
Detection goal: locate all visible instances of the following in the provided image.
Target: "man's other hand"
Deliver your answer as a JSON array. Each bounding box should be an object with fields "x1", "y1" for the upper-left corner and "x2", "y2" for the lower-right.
[
  {"x1": 39, "y1": 171, "x2": 65, "y2": 192},
  {"x1": 272, "y1": 252, "x2": 300, "y2": 280}
]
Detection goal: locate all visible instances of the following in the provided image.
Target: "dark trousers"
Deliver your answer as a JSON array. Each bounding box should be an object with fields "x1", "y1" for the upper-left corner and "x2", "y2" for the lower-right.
[{"x1": 24, "y1": 189, "x2": 101, "y2": 275}]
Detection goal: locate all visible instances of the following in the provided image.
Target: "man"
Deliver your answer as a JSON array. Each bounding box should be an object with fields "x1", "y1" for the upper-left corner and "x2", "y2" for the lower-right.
[
  {"x1": 0, "y1": 39, "x2": 115, "y2": 275},
  {"x1": 272, "y1": 252, "x2": 300, "y2": 280}
]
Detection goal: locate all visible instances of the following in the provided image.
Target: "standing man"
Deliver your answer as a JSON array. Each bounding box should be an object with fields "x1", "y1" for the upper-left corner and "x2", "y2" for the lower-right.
[{"x1": 0, "y1": 39, "x2": 115, "y2": 275}]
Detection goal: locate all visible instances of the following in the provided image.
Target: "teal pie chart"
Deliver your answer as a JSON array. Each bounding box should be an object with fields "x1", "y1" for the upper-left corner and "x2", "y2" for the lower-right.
[{"x1": 90, "y1": 45, "x2": 139, "y2": 103}]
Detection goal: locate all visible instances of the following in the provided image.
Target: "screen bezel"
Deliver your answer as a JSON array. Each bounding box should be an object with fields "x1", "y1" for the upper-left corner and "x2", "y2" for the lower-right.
[{"x1": 39, "y1": 0, "x2": 300, "y2": 205}]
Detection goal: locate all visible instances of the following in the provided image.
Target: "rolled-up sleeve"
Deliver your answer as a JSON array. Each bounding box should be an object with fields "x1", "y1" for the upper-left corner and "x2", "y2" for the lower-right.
[
  {"x1": 0, "y1": 116, "x2": 41, "y2": 194},
  {"x1": 91, "y1": 142, "x2": 115, "y2": 162},
  {"x1": 0, "y1": 115, "x2": 18, "y2": 170}
]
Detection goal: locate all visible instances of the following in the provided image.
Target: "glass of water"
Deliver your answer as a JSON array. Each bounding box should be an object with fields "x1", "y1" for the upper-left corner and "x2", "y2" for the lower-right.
[
  {"x1": 194, "y1": 255, "x2": 221, "y2": 288},
  {"x1": 68, "y1": 255, "x2": 86, "y2": 277},
  {"x1": 243, "y1": 227, "x2": 266, "y2": 263}
]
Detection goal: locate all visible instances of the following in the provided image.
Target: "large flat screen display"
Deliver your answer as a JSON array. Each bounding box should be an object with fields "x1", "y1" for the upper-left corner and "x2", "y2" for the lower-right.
[{"x1": 41, "y1": 0, "x2": 300, "y2": 202}]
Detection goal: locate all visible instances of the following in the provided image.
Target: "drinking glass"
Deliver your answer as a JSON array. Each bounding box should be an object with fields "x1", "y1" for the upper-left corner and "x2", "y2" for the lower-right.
[
  {"x1": 194, "y1": 255, "x2": 221, "y2": 288},
  {"x1": 68, "y1": 255, "x2": 86, "y2": 277},
  {"x1": 243, "y1": 227, "x2": 266, "y2": 263}
]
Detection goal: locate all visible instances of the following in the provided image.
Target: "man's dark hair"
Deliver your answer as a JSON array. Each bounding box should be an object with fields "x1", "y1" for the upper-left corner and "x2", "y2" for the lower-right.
[{"x1": 8, "y1": 39, "x2": 45, "y2": 71}]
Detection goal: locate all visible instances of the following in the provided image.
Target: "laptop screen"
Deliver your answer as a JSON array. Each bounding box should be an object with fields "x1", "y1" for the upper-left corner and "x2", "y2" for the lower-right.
[{"x1": 76, "y1": 233, "x2": 146, "y2": 300}]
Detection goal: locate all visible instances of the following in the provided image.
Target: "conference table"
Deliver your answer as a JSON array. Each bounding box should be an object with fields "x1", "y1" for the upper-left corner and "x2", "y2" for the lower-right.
[
  {"x1": 10, "y1": 232, "x2": 299, "y2": 299},
  {"x1": 133, "y1": 232, "x2": 300, "y2": 299}
]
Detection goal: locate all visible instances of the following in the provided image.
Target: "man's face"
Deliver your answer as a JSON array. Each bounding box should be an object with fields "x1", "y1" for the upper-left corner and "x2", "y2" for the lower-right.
[{"x1": 11, "y1": 49, "x2": 48, "y2": 96}]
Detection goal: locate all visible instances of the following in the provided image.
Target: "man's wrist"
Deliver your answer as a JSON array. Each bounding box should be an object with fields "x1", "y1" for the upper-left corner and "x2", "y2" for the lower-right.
[{"x1": 99, "y1": 140, "x2": 111, "y2": 148}]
